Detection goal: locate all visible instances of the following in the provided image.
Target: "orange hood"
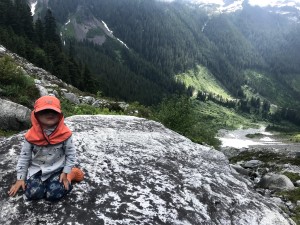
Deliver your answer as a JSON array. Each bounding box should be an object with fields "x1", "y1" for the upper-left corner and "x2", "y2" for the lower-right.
[{"x1": 25, "y1": 96, "x2": 72, "y2": 145}]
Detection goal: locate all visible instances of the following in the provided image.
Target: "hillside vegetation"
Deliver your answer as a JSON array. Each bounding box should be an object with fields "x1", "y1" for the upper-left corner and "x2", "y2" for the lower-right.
[{"x1": 175, "y1": 65, "x2": 232, "y2": 99}]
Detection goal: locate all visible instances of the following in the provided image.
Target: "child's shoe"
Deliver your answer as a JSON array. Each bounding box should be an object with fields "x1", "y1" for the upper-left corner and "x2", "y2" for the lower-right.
[{"x1": 67, "y1": 168, "x2": 84, "y2": 183}]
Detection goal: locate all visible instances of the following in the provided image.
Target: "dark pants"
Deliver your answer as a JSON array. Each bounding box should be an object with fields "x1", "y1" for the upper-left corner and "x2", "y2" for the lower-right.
[{"x1": 25, "y1": 171, "x2": 72, "y2": 201}]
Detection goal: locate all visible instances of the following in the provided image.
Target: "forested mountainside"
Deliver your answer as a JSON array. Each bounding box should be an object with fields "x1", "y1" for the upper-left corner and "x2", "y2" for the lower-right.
[
  {"x1": 34, "y1": 0, "x2": 300, "y2": 108},
  {"x1": 1, "y1": 0, "x2": 300, "y2": 131}
]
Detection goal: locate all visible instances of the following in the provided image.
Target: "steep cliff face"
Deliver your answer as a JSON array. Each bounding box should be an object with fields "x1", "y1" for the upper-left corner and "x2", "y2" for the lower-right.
[{"x1": 0, "y1": 115, "x2": 294, "y2": 225}]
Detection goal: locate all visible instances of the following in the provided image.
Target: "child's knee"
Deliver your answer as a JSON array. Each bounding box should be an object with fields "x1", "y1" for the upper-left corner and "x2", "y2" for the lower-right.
[
  {"x1": 25, "y1": 176, "x2": 45, "y2": 200},
  {"x1": 24, "y1": 185, "x2": 45, "y2": 200},
  {"x1": 45, "y1": 182, "x2": 72, "y2": 201}
]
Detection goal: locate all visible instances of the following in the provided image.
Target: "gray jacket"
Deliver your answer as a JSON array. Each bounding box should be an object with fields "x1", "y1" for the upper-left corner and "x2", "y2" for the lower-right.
[{"x1": 16, "y1": 132, "x2": 76, "y2": 181}]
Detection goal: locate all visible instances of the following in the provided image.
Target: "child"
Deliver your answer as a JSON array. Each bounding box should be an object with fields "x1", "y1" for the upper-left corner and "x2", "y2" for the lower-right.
[{"x1": 8, "y1": 95, "x2": 84, "y2": 201}]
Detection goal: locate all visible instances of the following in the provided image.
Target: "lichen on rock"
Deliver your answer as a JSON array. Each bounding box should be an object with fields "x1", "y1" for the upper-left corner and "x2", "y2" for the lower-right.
[{"x1": 0, "y1": 115, "x2": 295, "y2": 225}]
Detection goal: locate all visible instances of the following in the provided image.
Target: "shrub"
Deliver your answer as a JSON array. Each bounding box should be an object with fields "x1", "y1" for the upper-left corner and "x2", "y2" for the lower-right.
[
  {"x1": 61, "y1": 99, "x2": 123, "y2": 118},
  {"x1": 0, "y1": 129, "x2": 17, "y2": 137},
  {"x1": 153, "y1": 95, "x2": 195, "y2": 136},
  {"x1": 0, "y1": 56, "x2": 39, "y2": 107},
  {"x1": 152, "y1": 95, "x2": 221, "y2": 148},
  {"x1": 282, "y1": 172, "x2": 300, "y2": 183}
]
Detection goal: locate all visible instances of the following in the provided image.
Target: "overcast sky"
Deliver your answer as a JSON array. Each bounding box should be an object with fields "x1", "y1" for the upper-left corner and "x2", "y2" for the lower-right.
[
  {"x1": 159, "y1": 0, "x2": 300, "y2": 7},
  {"x1": 248, "y1": 0, "x2": 300, "y2": 7}
]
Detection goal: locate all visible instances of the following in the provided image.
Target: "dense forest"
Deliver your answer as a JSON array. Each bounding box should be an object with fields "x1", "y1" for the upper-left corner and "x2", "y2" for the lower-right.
[{"x1": 0, "y1": 0, "x2": 100, "y2": 93}]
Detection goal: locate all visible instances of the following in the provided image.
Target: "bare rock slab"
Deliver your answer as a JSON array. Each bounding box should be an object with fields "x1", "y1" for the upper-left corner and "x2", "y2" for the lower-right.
[{"x1": 0, "y1": 115, "x2": 295, "y2": 225}]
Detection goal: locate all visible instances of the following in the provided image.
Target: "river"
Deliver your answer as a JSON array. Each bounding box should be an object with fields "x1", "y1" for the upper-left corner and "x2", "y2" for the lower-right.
[
  {"x1": 218, "y1": 126, "x2": 282, "y2": 148},
  {"x1": 217, "y1": 126, "x2": 300, "y2": 153}
]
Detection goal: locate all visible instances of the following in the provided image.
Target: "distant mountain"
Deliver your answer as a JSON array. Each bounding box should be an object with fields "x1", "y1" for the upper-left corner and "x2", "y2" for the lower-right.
[
  {"x1": 158, "y1": 0, "x2": 300, "y2": 18},
  {"x1": 28, "y1": 0, "x2": 300, "y2": 110}
]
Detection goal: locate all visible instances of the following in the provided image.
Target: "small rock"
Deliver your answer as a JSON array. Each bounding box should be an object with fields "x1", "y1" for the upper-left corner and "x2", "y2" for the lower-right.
[
  {"x1": 118, "y1": 102, "x2": 129, "y2": 110},
  {"x1": 230, "y1": 164, "x2": 251, "y2": 176},
  {"x1": 63, "y1": 92, "x2": 80, "y2": 104},
  {"x1": 52, "y1": 90, "x2": 59, "y2": 97},
  {"x1": 271, "y1": 197, "x2": 286, "y2": 208},
  {"x1": 243, "y1": 160, "x2": 263, "y2": 168},
  {"x1": 34, "y1": 79, "x2": 42, "y2": 84},
  {"x1": 35, "y1": 84, "x2": 48, "y2": 96},
  {"x1": 286, "y1": 201, "x2": 296, "y2": 210},
  {"x1": 0, "y1": 45, "x2": 6, "y2": 53},
  {"x1": 80, "y1": 96, "x2": 95, "y2": 104}
]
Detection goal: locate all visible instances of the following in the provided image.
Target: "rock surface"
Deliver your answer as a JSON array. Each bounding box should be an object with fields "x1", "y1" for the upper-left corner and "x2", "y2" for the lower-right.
[
  {"x1": 0, "y1": 99, "x2": 31, "y2": 131},
  {"x1": 0, "y1": 115, "x2": 295, "y2": 225},
  {"x1": 257, "y1": 174, "x2": 295, "y2": 191}
]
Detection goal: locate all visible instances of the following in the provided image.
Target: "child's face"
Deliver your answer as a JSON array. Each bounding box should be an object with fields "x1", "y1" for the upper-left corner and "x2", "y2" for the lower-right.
[{"x1": 36, "y1": 109, "x2": 60, "y2": 128}]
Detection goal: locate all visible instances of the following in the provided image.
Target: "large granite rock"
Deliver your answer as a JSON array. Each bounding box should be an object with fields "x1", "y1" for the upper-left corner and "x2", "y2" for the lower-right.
[
  {"x1": 0, "y1": 115, "x2": 295, "y2": 225},
  {"x1": 0, "y1": 98, "x2": 31, "y2": 131},
  {"x1": 257, "y1": 174, "x2": 295, "y2": 191}
]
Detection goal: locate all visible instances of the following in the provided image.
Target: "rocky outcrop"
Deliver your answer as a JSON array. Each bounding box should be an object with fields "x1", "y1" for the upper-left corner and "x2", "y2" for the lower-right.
[
  {"x1": 257, "y1": 174, "x2": 295, "y2": 191},
  {"x1": 0, "y1": 115, "x2": 295, "y2": 225},
  {"x1": 0, "y1": 99, "x2": 31, "y2": 131}
]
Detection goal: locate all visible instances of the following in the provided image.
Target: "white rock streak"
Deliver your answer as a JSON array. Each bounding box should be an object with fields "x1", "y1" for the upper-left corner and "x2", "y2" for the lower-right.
[
  {"x1": 65, "y1": 19, "x2": 71, "y2": 26},
  {"x1": 30, "y1": 1, "x2": 37, "y2": 16},
  {"x1": 102, "y1": 20, "x2": 113, "y2": 35},
  {"x1": 102, "y1": 20, "x2": 129, "y2": 49}
]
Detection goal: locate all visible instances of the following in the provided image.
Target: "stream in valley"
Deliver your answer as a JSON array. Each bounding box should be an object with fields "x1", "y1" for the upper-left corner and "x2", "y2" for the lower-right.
[{"x1": 217, "y1": 126, "x2": 300, "y2": 155}]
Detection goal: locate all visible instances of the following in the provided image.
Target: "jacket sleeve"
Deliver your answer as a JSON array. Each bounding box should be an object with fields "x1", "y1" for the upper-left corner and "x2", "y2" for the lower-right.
[
  {"x1": 16, "y1": 140, "x2": 33, "y2": 180},
  {"x1": 62, "y1": 135, "x2": 76, "y2": 174}
]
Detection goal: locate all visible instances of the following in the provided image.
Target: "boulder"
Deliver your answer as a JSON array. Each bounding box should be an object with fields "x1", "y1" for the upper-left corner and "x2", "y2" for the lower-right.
[
  {"x1": 230, "y1": 164, "x2": 251, "y2": 176},
  {"x1": 118, "y1": 102, "x2": 129, "y2": 111},
  {"x1": 0, "y1": 45, "x2": 6, "y2": 54},
  {"x1": 35, "y1": 84, "x2": 48, "y2": 96},
  {"x1": 63, "y1": 92, "x2": 80, "y2": 104},
  {"x1": 0, "y1": 99, "x2": 31, "y2": 131},
  {"x1": 0, "y1": 115, "x2": 295, "y2": 225},
  {"x1": 257, "y1": 174, "x2": 295, "y2": 191},
  {"x1": 243, "y1": 160, "x2": 264, "y2": 169},
  {"x1": 92, "y1": 99, "x2": 110, "y2": 108},
  {"x1": 80, "y1": 96, "x2": 95, "y2": 104}
]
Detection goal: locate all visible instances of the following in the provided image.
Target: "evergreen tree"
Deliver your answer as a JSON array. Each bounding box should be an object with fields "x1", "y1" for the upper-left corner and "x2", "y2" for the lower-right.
[
  {"x1": 44, "y1": 9, "x2": 61, "y2": 49},
  {"x1": 0, "y1": 0, "x2": 12, "y2": 26},
  {"x1": 81, "y1": 64, "x2": 93, "y2": 92},
  {"x1": 155, "y1": 95, "x2": 194, "y2": 136},
  {"x1": 20, "y1": 0, "x2": 35, "y2": 40},
  {"x1": 35, "y1": 17, "x2": 45, "y2": 48}
]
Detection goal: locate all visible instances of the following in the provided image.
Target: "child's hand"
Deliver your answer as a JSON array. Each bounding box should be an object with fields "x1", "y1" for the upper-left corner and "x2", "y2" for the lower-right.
[
  {"x1": 8, "y1": 180, "x2": 25, "y2": 197},
  {"x1": 59, "y1": 173, "x2": 69, "y2": 190}
]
